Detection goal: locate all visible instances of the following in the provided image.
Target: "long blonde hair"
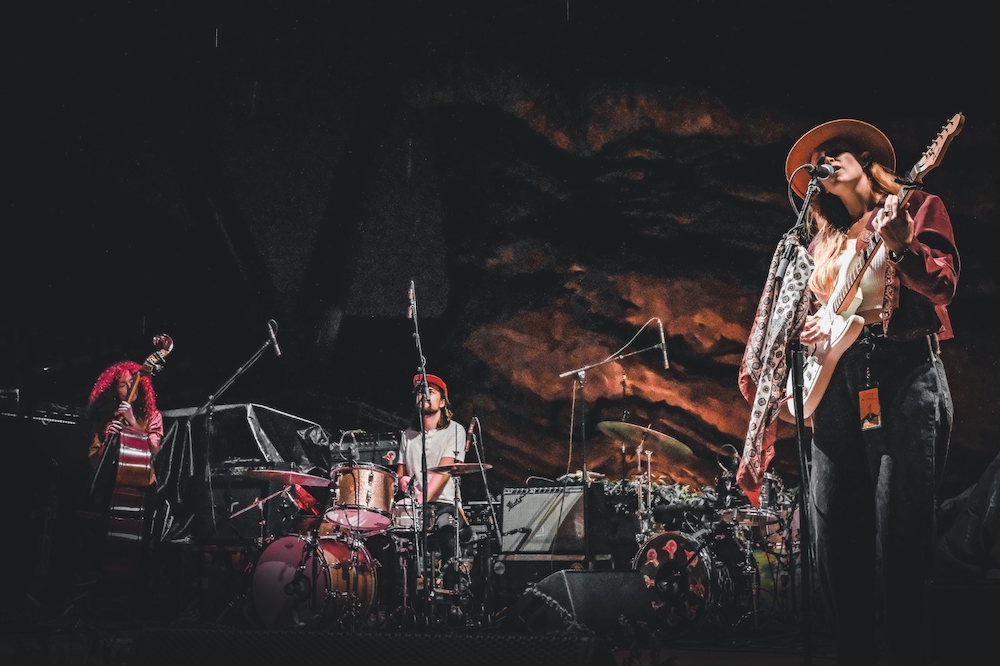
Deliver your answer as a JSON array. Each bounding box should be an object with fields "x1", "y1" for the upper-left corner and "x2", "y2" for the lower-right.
[{"x1": 806, "y1": 156, "x2": 901, "y2": 302}]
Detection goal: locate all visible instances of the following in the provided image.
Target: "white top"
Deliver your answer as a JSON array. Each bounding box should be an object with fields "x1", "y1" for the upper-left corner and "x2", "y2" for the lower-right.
[
  {"x1": 833, "y1": 242, "x2": 887, "y2": 319},
  {"x1": 400, "y1": 420, "x2": 466, "y2": 505}
]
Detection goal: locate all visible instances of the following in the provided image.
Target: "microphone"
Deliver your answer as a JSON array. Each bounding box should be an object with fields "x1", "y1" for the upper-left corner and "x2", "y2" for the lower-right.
[
  {"x1": 804, "y1": 163, "x2": 837, "y2": 179},
  {"x1": 407, "y1": 280, "x2": 415, "y2": 319},
  {"x1": 465, "y1": 419, "x2": 476, "y2": 453},
  {"x1": 658, "y1": 319, "x2": 669, "y2": 370},
  {"x1": 267, "y1": 320, "x2": 282, "y2": 357}
]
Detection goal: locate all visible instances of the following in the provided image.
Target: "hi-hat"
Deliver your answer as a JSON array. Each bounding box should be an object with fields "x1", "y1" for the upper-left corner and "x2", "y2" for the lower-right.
[
  {"x1": 597, "y1": 421, "x2": 693, "y2": 457},
  {"x1": 427, "y1": 462, "x2": 493, "y2": 476},
  {"x1": 245, "y1": 469, "x2": 332, "y2": 487}
]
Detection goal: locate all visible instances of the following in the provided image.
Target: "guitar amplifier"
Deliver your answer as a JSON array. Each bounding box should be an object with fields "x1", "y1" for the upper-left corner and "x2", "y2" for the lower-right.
[
  {"x1": 501, "y1": 485, "x2": 585, "y2": 554},
  {"x1": 331, "y1": 431, "x2": 401, "y2": 469}
]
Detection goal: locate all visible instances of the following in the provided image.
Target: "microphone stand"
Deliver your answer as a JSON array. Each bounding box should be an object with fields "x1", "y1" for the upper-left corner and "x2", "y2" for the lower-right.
[
  {"x1": 558, "y1": 343, "x2": 660, "y2": 569},
  {"x1": 781, "y1": 169, "x2": 823, "y2": 665},
  {"x1": 407, "y1": 280, "x2": 433, "y2": 619},
  {"x1": 197, "y1": 324, "x2": 282, "y2": 541}
]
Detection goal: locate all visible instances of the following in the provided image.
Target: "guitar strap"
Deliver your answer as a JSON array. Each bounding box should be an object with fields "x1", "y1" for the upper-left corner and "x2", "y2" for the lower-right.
[{"x1": 737, "y1": 232, "x2": 814, "y2": 506}]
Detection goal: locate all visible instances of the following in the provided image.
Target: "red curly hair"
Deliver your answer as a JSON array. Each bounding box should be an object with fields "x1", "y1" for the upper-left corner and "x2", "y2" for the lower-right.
[{"x1": 88, "y1": 361, "x2": 158, "y2": 416}]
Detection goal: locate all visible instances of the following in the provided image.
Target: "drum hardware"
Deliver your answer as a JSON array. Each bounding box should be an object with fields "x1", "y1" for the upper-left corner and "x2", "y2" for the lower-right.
[
  {"x1": 229, "y1": 484, "x2": 294, "y2": 547},
  {"x1": 632, "y1": 518, "x2": 802, "y2": 637},
  {"x1": 635, "y1": 449, "x2": 657, "y2": 543}
]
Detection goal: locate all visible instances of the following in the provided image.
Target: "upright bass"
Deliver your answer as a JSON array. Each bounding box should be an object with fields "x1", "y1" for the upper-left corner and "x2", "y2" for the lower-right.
[{"x1": 89, "y1": 334, "x2": 174, "y2": 578}]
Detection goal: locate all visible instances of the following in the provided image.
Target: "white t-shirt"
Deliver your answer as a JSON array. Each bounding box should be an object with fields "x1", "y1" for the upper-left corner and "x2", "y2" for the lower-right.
[{"x1": 400, "y1": 420, "x2": 466, "y2": 505}]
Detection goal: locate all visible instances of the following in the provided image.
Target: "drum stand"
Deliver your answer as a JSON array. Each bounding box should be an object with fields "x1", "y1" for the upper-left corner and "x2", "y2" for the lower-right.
[
  {"x1": 337, "y1": 532, "x2": 370, "y2": 630},
  {"x1": 229, "y1": 485, "x2": 291, "y2": 548},
  {"x1": 635, "y1": 450, "x2": 656, "y2": 543}
]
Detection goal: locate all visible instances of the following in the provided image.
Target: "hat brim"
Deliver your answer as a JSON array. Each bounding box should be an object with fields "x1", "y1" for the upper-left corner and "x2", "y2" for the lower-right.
[
  {"x1": 413, "y1": 373, "x2": 448, "y2": 400},
  {"x1": 785, "y1": 119, "x2": 895, "y2": 199}
]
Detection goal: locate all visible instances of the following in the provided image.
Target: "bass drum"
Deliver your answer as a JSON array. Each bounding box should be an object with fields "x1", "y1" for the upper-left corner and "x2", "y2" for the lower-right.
[
  {"x1": 634, "y1": 530, "x2": 721, "y2": 635},
  {"x1": 252, "y1": 535, "x2": 377, "y2": 629}
]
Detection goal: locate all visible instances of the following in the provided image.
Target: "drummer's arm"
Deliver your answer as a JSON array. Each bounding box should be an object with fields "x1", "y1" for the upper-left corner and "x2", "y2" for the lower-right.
[{"x1": 424, "y1": 456, "x2": 456, "y2": 503}]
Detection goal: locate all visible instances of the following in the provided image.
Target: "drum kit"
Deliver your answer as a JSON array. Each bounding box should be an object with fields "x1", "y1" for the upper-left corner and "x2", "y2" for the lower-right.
[
  {"x1": 224, "y1": 422, "x2": 799, "y2": 636},
  {"x1": 233, "y1": 459, "x2": 496, "y2": 631},
  {"x1": 597, "y1": 423, "x2": 802, "y2": 637}
]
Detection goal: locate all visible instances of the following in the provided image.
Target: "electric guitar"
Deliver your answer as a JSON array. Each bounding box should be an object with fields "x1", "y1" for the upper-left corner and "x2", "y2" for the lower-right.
[{"x1": 784, "y1": 112, "x2": 964, "y2": 422}]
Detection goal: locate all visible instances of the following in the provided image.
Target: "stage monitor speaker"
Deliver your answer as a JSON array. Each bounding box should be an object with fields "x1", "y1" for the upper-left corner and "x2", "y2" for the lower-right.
[
  {"x1": 510, "y1": 570, "x2": 658, "y2": 638},
  {"x1": 129, "y1": 628, "x2": 617, "y2": 666},
  {"x1": 501, "y1": 485, "x2": 584, "y2": 553}
]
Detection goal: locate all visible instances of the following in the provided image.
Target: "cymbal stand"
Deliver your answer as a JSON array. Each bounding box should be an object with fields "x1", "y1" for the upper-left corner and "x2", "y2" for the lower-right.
[
  {"x1": 558, "y1": 318, "x2": 665, "y2": 569},
  {"x1": 636, "y1": 450, "x2": 656, "y2": 541},
  {"x1": 619, "y1": 373, "x2": 630, "y2": 482},
  {"x1": 229, "y1": 485, "x2": 291, "y2": 547}
]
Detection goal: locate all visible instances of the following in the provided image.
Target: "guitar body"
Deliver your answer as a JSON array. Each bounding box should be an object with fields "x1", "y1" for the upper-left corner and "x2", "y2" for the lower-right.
[
  {"x1": 785, "y1": 254, "x2": 867, "y2": 421},
  {"x1": 101, "y1": 427, "x2": 153, "y2": 579},
  {"x1": 785, "y1": 310, "x2": 866, "y2": 421}
]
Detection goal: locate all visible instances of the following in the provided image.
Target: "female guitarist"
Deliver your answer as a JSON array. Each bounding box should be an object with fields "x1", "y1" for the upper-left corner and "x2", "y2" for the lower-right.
[
  {"x1": 84, "y1": 339, "x2": 170, "y2": 593},
  {"x1": 788, "y1": 118, "x2": 961, "y2": 666}
]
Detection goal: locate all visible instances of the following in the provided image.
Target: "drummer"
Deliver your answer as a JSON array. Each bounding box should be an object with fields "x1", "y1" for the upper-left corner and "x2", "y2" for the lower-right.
[{"x1": 397, "y1": 373, "x2": 473, "y2": 572}]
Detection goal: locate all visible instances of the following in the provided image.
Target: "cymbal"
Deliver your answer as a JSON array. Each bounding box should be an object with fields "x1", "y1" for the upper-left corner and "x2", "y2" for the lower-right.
[
  {"x1": 245, "y1": 469, "x2": 332, "y2": 487},
  {"x1": 596, "y1": 421, "x2": 693, "y2": 457},
  {"x1": 427, "y1": 462, "x2": 494, "y2": 476}
]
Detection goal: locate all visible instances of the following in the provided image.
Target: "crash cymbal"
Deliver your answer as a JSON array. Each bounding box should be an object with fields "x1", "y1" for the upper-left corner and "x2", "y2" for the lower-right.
[
  {"x1": 245, "y1": 469, "x2": 332, "y2": 487},
  {"x1": 596, "y1": 421, "x2": 693, "y2": 457},
  {"x1": 427, "y1": 462, "x2": 494, "y2": 476}
]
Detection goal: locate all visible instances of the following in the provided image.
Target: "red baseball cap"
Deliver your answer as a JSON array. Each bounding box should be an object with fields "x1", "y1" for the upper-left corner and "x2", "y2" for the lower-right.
[{"x1": 413, "y1": 373, "x2": 448, "y2": 401}]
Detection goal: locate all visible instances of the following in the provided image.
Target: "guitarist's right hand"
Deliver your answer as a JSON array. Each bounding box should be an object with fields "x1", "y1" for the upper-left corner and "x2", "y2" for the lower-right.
[{"x1": 799, "y1": 312, "x2": 828, "y2": 348}]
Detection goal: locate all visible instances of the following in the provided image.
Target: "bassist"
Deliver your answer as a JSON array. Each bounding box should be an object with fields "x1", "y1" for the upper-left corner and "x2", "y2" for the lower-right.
[
  {"x1": 788, "y1": 118, "x2": 960, "y2": 666},
  {"x1": 83, "y1": 358, "x2": 165, "y2": 603},
  {"x1": 87, "y1": 360, "x2": 164, "y2": 474}
]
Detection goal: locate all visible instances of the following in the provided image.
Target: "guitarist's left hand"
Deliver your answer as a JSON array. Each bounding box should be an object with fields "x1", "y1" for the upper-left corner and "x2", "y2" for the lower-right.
[{"x1": 874, "y1": 193, "x2": 914, "y2": 255}]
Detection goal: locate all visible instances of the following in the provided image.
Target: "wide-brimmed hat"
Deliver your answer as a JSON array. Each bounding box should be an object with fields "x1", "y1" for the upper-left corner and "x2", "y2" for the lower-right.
[
  {"x1": 785, "y1": 119, "x2": 895, "y2": 199},
  {"x1": 413, "y1": 373, "x2": 448, "y2": 401}
]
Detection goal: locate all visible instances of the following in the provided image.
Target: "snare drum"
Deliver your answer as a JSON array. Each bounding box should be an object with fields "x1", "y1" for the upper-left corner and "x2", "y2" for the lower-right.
[
  {"x1": 392, "y1": 498, "x2": 416, "y2": 532},
  {"x1": 390, "y1": 498, "x2": 426, "y2": 533},
  {"x1": 326, "y1": 463, "x2": 397, "y2": 534}
]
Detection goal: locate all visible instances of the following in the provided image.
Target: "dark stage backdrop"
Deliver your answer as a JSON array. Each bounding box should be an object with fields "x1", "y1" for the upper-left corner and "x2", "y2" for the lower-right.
[{"x1": 3, "y1": 2, "x2": 998, "y2": 611}]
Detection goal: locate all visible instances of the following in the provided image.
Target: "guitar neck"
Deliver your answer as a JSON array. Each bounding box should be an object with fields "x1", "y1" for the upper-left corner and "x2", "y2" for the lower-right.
[{"x1": 824, "y1": 112, "x2": 964, "y2": 317}]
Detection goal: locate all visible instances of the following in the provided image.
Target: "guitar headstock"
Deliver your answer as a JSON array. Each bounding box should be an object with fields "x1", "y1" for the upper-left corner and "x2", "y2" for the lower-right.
[{"x1": 908, "y1": 112, "x2": 965, "y2": 183}]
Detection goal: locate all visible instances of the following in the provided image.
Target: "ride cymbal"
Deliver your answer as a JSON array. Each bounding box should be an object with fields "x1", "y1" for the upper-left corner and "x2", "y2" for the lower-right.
[
  {"x1": 596, "y1": 421, "x2": 693, "y2": 457},
  {"x1": 427, "y1": 462, "x2": 494, "y2": 476},
  {"x1": 245, "y1": 469, "x2": 332, "y2": 487}
]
